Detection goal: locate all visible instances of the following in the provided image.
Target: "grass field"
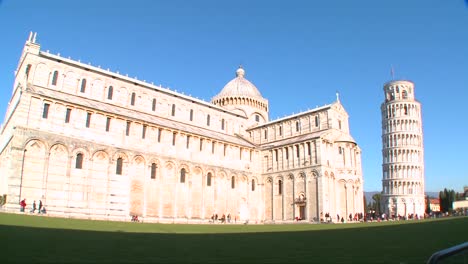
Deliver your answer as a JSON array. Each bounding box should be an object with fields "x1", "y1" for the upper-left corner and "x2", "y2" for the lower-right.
[{"x1": 1, "y1": 213, "x2": 467, "y2": 263}]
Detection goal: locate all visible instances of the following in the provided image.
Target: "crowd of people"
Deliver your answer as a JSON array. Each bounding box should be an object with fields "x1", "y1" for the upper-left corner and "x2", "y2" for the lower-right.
[
  {"x1": 19, "y1": 199, "x2": 47, "y2": 214},
  {"x1": 320, "y1": 211, "x2": 428, "y2": 223},
  {"x1": 210, "y1": 213, "x2": 238, "y2": 224}
]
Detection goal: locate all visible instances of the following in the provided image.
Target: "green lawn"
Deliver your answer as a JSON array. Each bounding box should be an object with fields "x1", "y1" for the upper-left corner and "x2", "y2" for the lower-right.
[{"x1": 1, "y1": 213, "x2": 467, "y2": 263}]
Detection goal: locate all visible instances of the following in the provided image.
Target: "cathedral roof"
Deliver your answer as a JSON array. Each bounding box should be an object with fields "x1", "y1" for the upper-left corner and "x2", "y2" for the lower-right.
[
  {"x1": 212, "y1": 66, "x2": 265, "y2": 101},
  {"x1": 29, "y1": 86, "x2": 256, "y2": 148}
]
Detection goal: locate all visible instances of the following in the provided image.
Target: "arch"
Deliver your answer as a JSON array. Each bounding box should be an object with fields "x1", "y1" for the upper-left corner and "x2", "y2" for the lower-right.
[
  {"x1": 33, "y1": 63, "x2": 49, "y2": 87},
  {"x1": 402, "y1": 90, "x2": 408, "y2": 99},
  {"x1": 21, "y1": 139, "x2": 47, "y2": 201},
  {"x1": 133, "y1": 155, "x2": 146, "y2": 165}
]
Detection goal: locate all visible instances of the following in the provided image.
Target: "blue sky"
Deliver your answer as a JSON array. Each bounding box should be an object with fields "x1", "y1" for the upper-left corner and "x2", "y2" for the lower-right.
[{"x1": 0, "y1": 0, "x2": 467, "y2": 192}]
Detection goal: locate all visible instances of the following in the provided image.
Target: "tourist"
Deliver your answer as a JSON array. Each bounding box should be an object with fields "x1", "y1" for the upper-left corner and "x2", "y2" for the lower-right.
[
  {"x1": 221, "y1": 214, "x2": 226, "y2": 223},
  {"x1": 227, "y1": 213, "x2": 231, "y2": 223},
  {"x1": 30, "y1": 200, "x2": 36, "y2": 213},
  {"x1": 38, "y1": 200, "x2": 43, "y2": 213},
  {"x1": 20, "y1": 199, "x2": 26, "y2": 212},
  {"x1": 40, "y1": 206, "x2": 47, "y2": 214}
]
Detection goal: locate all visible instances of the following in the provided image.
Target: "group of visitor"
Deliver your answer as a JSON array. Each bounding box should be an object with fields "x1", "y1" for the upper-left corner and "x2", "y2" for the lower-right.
[
  {"x1": 19, "y1": 198, "x2": 47, "y2": 214},
  {"x1": 210, "y1": 213, "x2": 236, "y2": 223}
]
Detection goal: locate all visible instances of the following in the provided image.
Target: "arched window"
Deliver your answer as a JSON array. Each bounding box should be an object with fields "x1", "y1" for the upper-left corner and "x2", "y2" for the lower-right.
[
  {"x1": 116, "y1": 157, "x2": 123, "y2": 175},
  {"x1": 51, "y1": 71, "x2": 58, "y2": 86},
  {"x1": 251, "y1": 179, "x2": 255, "y2": 191},
  {"x1": 152, "y1": 99, "x2": 156, "y2": 111},
  {"x1": 278, "y1": 180, "x2": 283, "y2": 195},
  {"x1": 279, "y1": 126, "x2": 282, "y2": 136},
  {"x1": 80, "y1": 79, "x2": 87, "y2": 93},
  {"x1": 180, "y1": 168, "x2": 186, "y2": 183},
  {"x1": 65, "y1": 108, "x2": 71, "y2": 123},
  {"x1": 404, "y1": 105, "x2": 408, "y2": 115},
  {"x1": 126, "y1": 121, "x2": 131, "y2": 136},
  {"x1": 255, "y1": 114, "x2": 260, "y2": 122},
  {"x1": 171, "y1": 104, "x2": 176, "y2": 116},
  {"x1": 189, "y1": 109, "x2": 193, "y2": 121},
  {"x1": 231, "y1": 176, "x2": 235, "y2": 189},
  {"x1": 264, "y1": 130, "x2": 267, "y2": 139},
  {"x1": 150, "y1": 163, "x2": 157, "y2": 179},
  {"x1": 221, "y1": 119, "x2": 225, "y2": 130},
  {"x1": 106, "y1": 117, "x2": 111, "y2": 132},
  {"x1": 25, "y1": 64, "x2": 31, "y2": 79},
  {"x1": 402, "y1": 90, "x2": 408, "y2": 99},
  {"x1": 107, "y1": 86, "x2": 113, "y2": 100},
  {"x1": 315, "y1": 116, "x2": 319, "y2": 127},
  {"x1": 75, "y1": 153, "x2": 83, "y2": 169},
  {"x1": 86, "y1": 112, "x2": 91, "y2": 128},
  {"x1": 296, "y1": 121, "x2": 300, "y2": 132},
  {"x1": 131, "y1": 92, "x2": 136, "y2": 106},
  {"x1": 42, "y1": 103, "x2": 50, "y2": 119},
  {"x1": 207, "y1": 114, "x2": 210, "y2": 126},
  {"x1": 207, "y1": 173, "x2": 212, "y2": 186}
]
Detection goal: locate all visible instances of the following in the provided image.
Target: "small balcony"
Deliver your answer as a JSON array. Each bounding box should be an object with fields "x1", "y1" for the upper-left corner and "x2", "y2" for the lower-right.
[{"x1": 294, "y1": 197, "x2": 307, "y2": 204}]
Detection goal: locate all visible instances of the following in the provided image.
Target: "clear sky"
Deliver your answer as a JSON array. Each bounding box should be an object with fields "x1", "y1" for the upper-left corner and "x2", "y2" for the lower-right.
[{"x1": 0, "y1": 0, "x2": 467, "y2": 192}]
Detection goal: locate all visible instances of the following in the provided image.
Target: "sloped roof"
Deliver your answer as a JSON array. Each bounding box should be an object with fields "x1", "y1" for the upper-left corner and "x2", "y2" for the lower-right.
[{"x1": 30, "y1": 86, "x2": 256, "y2": 148}]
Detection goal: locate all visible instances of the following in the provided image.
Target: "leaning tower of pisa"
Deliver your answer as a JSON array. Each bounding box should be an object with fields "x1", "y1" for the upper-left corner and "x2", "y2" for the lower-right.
[{"x1": 381, "y1": 80, "x2": 425, "y2": 219}]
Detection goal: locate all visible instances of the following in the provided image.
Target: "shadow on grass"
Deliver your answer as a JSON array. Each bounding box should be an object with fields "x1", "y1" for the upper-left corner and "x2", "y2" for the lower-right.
[{"x1": 1, "y1": 217, "x2": 467, "y2": 263}]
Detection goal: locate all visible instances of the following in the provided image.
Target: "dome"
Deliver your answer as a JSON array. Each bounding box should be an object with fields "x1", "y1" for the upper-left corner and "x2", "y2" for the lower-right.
[{"x1": 212, "y1": 66, "x2": 264, "y2": 101}]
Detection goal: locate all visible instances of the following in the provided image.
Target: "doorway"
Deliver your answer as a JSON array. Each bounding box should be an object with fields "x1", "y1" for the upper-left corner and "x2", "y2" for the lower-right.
[{"x1": 299, "y1": 205, "x2": 305, "y2": 220}]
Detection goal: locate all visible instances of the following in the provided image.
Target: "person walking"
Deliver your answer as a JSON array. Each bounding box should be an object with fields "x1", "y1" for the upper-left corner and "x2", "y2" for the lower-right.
[
  {"x1": 38, "y1": 200, "x2": 43, "y2": 214},
  {"x1": 20, "y1": 199, "x2": 26, "y2": 212},
  {"x1": 31, "y1": 200, "x2": 36, "y2": 213}
]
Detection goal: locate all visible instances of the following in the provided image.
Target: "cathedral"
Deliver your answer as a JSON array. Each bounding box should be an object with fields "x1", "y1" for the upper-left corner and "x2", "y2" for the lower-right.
[{"x1": 0, "y1": 33, "x2": 364, "y2": 223}]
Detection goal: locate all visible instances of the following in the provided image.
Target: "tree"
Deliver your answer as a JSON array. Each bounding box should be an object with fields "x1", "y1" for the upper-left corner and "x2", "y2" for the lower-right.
[
  {"x1": 372, "y1": 193, "x2": 382, "y2": 216},
  {"x1": 439, "y1": 188, "x2": 456, "y2": 213},
  {"x1": 363, "y1": 195, "x2": 368, "y2": 213},
  {"x1": 425, "y1": 195, "x2": 431, "y2": 214}
]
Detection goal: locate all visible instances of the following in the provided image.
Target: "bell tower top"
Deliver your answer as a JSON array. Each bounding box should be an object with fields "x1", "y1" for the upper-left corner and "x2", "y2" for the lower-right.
[
  {"x1": 383, "y1": 80, "x2": 415, "y2": 102},
  {"x1": 23, "y1": 31, "x2": 40, "y2": 55}
]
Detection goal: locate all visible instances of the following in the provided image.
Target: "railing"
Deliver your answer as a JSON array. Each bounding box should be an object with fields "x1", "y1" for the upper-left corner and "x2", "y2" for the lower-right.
[
  {"x1": 294, "y1": 197, "x2": 306, "y2": 204},
  {"x1": 426, "y1": 242, "x2": 468, "y2": 264}
]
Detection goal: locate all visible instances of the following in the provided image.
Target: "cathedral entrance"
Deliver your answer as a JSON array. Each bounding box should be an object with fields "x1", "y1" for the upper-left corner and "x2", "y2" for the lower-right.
[{"x1": 299, "y1": 205, "x2": 305, "y2": 220}]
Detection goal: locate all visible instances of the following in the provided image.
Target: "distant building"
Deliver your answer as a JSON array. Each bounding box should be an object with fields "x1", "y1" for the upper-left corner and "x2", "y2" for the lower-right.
[
  {"x1": 453, "y1": 186, "x2": 468, "y2": 213},
  {"x1": 428, "y1": 198, "x2": 440, "y2": 213},
  {"x1": 0, "y1": 33, "x2": 364, "y2": 223},
  {"x1": 380, "y1": 80, "x2": 425, "y2": 218}
]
